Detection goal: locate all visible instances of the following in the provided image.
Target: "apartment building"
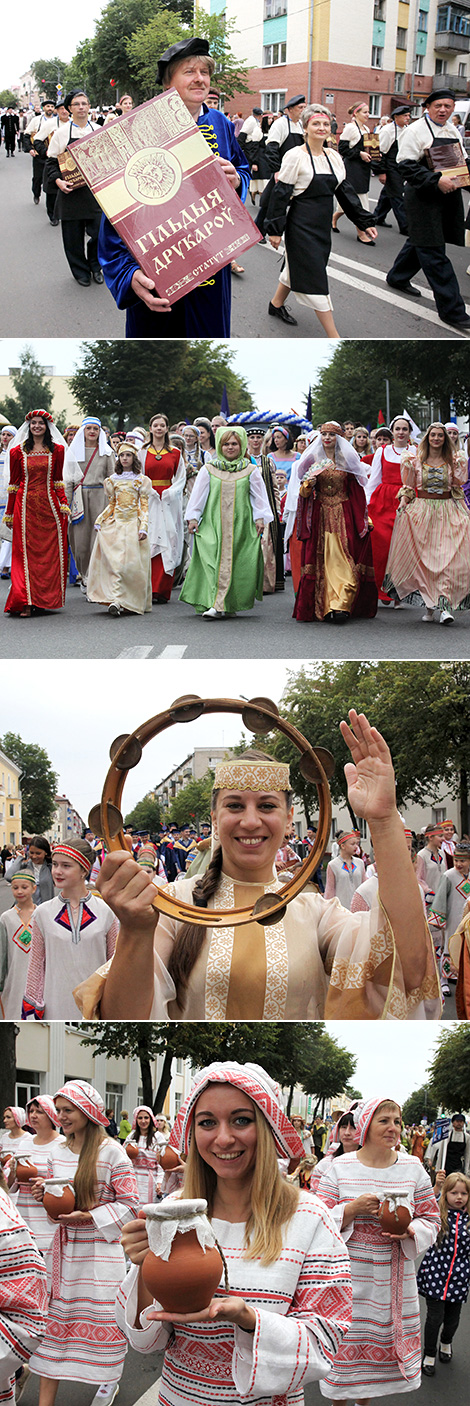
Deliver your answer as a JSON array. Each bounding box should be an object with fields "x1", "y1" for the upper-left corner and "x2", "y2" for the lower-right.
[
  {"x1": 153, "y1": 746, "x2": 233, "y2": 809},
  {"x1": 203, "y1": 0, "x2": 470, "y2": 125},
  {"x1": 0, "y1": 749, "x2": 22, "y2": 849},
  {"x1": 45, "y1": 794, "x2": 85, "y2": 845}
]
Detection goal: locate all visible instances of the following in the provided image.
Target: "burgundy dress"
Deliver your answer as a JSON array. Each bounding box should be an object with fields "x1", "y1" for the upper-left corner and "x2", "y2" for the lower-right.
[
  {"x1": 4, "y1": 445, "x2": 69, "y2": 614},
  {"x1": 293, "y1": 465, "x2": 377, "y2": 621}
]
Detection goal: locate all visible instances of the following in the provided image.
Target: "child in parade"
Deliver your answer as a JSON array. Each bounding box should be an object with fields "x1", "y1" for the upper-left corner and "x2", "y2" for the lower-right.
[
  {"x1": 87, "y1": 442, "x2": 152, "y2": 616},
  {"x1": 22, "y1": 841, "x2": 118, "y2": 1021},
  {"x1": 418, "y1": 1171, "x2": 470, "y2": 1376},
  {"x1": 0, "y1": 869, "x2": 36, "y2": 1018}
]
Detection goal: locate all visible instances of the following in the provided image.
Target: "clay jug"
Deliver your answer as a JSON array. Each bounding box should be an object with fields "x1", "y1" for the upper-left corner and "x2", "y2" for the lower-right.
[
  {"x1": 15, "y1": 1158, "x2": 39, "y2": 1183},
  {"x1": 43, "y1": 1178, "x2": 76, "y2": 1221},
  {"x1": 126, "y1": 1142, "x2": 139, "y2": 1162},
  {"x1": 141, "y1": 1199, "x2": 225, "y2": 1313},
  {"x1": 378, "y1": 1192, "x2": 412, "y2": 1235},
  {"x1": 160, "y1": 1145, "x2": 180, "y2": 1171}
]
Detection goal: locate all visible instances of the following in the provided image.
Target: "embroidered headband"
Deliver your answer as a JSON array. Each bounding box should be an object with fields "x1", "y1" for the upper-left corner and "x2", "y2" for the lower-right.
[
  {"x1": 117, "y1": 442, "x2": 139, "y2": 456},
  {"x1": 54, "y1": 1080, "x2": 109, "y2": 1126},
  {"x1": 10, "y1": 869, "x2": 36, "y2": 883},
  {"x1": 25, "y1": 409, "x2": 53, "y2": 422},
  {"x1": 337, "y1": 830, "x2": 359, "y2": 845},
  {"x1": 214, "y1": 759, "x2": 291, "y2": 792},
  {"x1": 168, "y1": 1061, "x2": 304, "y2": 1160},
  {"x1": 53, "y1": 844, "x2": 92, "y2": 874}
]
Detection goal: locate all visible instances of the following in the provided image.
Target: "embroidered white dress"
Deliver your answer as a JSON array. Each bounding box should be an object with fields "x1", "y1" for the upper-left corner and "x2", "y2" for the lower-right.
[
  {"x1": 29, "y1": 1139, "x2": 139, "y2": 1385},
  {"x1": 23, "y1": 892, "x2": 119, "y2": 1020},
  {"x1": 315, "y1": 1151, "x2": 440, "y2": 1398},
  {"x1": 122, "y1": 1132, "x2": 161, "y2": 1205},
  {"x1": 0, "y1": 1186, "x2": 48, "y2": 1404},
  {"x1": 324, "y1": 857, "x2": 366, "y2": 909},
  {"x1": 116, "y1": 1190, "x2": 352, "y2": 1406},
  {"x1": 0, "y1": 906, "x2": 36, "y2": 1019},
  {"x1": 13, "y1": 1139, "x2": 66, "y2": 1254}
]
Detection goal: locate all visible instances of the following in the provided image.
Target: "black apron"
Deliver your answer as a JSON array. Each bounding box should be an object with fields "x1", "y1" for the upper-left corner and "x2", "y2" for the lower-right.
[
  {"x1": 383, "y1": 127, "x2": 404, "y2": 199},
  {"x1": 54, "y1": 123, "x2": 101, "y2": 222},
  {"x1": 256, "y1": 118, "x2": 304, "y2": 234},
  {"x1": 339, "y1": 120, "x2": 370, "y2": 196},
  {"x1": 404, "y1": 116, "x2": 466, "y2": 247},
  {"x1": 284, "y1": 149, "x2": 337, "y2": 295}
]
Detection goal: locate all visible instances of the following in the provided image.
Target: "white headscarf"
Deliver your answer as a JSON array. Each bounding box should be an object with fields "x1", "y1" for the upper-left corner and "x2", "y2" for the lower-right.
[
  {"x1": 296, "y1": 429, "x2": 368, "y2": 489},
  {"x1": 69, "y1": 417, "x2": 113, "y2": 462}
]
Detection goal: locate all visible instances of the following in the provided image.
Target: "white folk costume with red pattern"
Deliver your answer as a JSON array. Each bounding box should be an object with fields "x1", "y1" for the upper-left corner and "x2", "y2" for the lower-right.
[
  {"x1": 315, "y1": 1151, "x2": 439, "y2": 1397},
  {"x1": 123, "y1": 1108, "x2": 162, "y2": 1204},
  {"x1": 13, "y1": 1141, "x2": 66, "y2": 1254},
  {"x1": 29, "y1": 1139, "x2": 139, "y2": 1385},
  {"x1": 22, "y1": 893, "x2": 118, "y2": 1020},
  {"x1": 117, "y1": 1190, "x2": 352, "y2": 1406},
  {"x1": 0, "y1": 1187, "x2": 48, "y2": 1403},
  {"x1": 0, "y1": 905, "x2": 36, "y2": 1019},
  {"x1": 324, "y1": 856, "x2": 366, "y2": 910}
]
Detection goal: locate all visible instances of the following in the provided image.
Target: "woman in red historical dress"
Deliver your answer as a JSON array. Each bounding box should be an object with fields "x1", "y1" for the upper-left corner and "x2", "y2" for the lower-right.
[
  {"x1": 366, "y1": 416, "x2": 412, "y2": 602},
  {"x1": 139, "y1": 412, "x2": 185, "y2": 603},
  {"x1": 293, "y1": 421, "x2": 377, "y2": 624},
  {"x1": 3, "y1": 410, "x2": 70, "y2": 617}
]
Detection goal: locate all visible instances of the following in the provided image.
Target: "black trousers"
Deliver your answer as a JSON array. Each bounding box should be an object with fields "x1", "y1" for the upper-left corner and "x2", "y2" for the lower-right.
[
  {"x1": 61, "y1": 217, "x2": 101, "y2": 280},
  {"x1": 423, "y1": 1297, "x2": 462, "y2": 1356},
  {"x1": 4, "y1": 134, "x2": 16, "y2": 155},
  {"x1": 32, "y1": 155, "x2": 45, "y2": 198},
  {"x1": 387, "y1": 239, "x2": 467, "y2": 322}
]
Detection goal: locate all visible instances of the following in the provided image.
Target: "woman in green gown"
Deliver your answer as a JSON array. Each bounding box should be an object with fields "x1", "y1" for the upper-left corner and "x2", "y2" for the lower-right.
[{"x1": 179, "y1": 426, "x2": 273, "y2": 619}]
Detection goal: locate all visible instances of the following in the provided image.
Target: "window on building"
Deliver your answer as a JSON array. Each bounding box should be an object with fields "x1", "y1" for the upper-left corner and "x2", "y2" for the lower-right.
[
  {"x1": 371, "y1": 46, "x2": 384, "y2": 67},
  {"x1": 9, "y1": 804, "x2": 14, "y2": 817},
  {"x1": 369, "y1": 94, "x2": 382, "y2": 117},
  {"x1": 418, "y1": 9, "x2": 428, "y2": 30},
  {"x1": 264, "y1": 0, "x2": 287, "y2": 16},
  {"x1": 436, "y1": 5, "x2": 470, "y2": 38},
  {"x1": 174, "y1": 1092, "x2": 182, "y2": 1115},
  {"x1": 395, "y1": 71, "x2": 405, "y2": 91},
  {"x1": 16, "y1": 1070, "x2": 41, "y2": 1107},
  {"x1": 261, "y1": 91, "x2": 287, "y2": 111},
  {"x1": 263, "y1": 43, "x2": 287, "y2": 66},
  {"x1": 435, "y1": 56, "x2": 447, "y2": 72},
  {"x1": 459, "y1": 61, "x2": 467, "y2": 75},
  {"x1": 415, "y1": 52, "x2": 424, "y2": 72},
  {"x1": 396, "y1": 27, "x2": 408, "y2": 47},
  {"x1": 106, "y1": 1083, "x2": 124, "y2": 1122},
  {"x1": 432, "y1": 806, "x2": 446, "y2": 824},
  {"x1": 175, "y1": 1058, "x2": 183, "y2": 1074},
  {"x1": 374, "y1": 1, "x2": 386, "y2": 18}
]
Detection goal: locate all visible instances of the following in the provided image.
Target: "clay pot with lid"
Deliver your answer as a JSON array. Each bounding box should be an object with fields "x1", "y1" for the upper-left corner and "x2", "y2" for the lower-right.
[
  {"x1": 126, "y1": 1142, "x2": 139, "y2": 1162},
  {"x1": 43, "y1": 1178, "x2": 76, "y2": 1221},
  {"x1": 141, "y1": 1199, "x2": 225, "y2": 1313},
  {"x1": 15, "y1": 1158, "x2": 39, "y2": 1183},
  {"x1": 378, "y1": 1192, "x2": 413, "y2": 1236}
]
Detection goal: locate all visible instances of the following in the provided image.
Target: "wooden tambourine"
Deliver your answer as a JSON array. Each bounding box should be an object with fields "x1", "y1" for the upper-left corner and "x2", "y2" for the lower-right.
[{"x1": 88, "y1": 695, "x2": 334, "y2": 929}]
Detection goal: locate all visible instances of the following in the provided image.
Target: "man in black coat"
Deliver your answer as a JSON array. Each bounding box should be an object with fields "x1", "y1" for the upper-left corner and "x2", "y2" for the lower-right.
[
  {"x1": 386, "y1": 88, "x2": 470, "y2": 331},
  {"x1": 1, "y1": 108, "x2": 19, "y2": 156}
]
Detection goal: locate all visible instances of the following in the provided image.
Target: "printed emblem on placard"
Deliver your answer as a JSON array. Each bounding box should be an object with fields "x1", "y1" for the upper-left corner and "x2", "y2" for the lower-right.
[{"x1": 124, "y1": 147, "x2": 182, "y2": 205}]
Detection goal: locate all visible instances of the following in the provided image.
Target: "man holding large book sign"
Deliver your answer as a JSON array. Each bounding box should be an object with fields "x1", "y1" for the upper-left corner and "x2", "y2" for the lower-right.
[{"x1": 96, "y1": 38, "x2": 250, "y2": 336}]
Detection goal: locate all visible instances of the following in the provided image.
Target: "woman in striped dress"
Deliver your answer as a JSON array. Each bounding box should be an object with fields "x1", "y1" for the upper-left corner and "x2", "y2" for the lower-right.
[
  {"x1": 0, "y1": 1170, "x2": 48, "y2": 1404},
  {"x1": 123, "y1": 1108, "x2": 162, "y2": 1205},
  {"x1": 116, "y1": 1060, "x2": 352, "y2": 1406},
  {"x1": 384, "y1": 423, "x2": 470, "y2": 625},
  {"x1": 316, "y1": 1096, "x2": 440, "y2": 1401},
  {"x1": 29, "y1": 1080, "x2": 139, "y2": 1406},
  {"x1": 12, "y1": 1097, "x2": 64, "y2": 1253}
]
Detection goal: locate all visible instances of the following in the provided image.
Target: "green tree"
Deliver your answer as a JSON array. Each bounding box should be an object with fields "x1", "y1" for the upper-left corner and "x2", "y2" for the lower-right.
[
  {"x1": 68, "y1": 340, "x2": 252, "y2": 427},
  {"x1": 0, "y1": 91, "x2": 19, "y2": 108},
  {"x1": 308, "y1": 341, "x2": 433, "y2": 430},
  {"x1": 127, "y1": 8, "x2": 250, "y2": 101},
  {"x1": 30, "y1": 57, "x2": 67, "y2": 96},
  {"x1": 126, "y1": 11, "x2": 187, "y2": 99},
  {"x1": 402, "y1": 1087, "x2": 439, "y2": 1127},
  {"x1": 93, "y1": 0, "x2": 156, "y2": 96},
  {"x1": 63, "y1": 39, "x2": 101, "y2": 105},
  {"x1": 189, "y1": 13, "x2": 251, "y2": 101},
  {"x1": 168, "y1": 774, "x2": 214, "y2": 827},
  {"x1": 427, "y1": 1026, "x2": 470, "y2": 1110},
  {"x1": 0, "y1": 733, "x2": 57, "y2": 833},
  {"x1": 123, "y1": 797, "x2": 161, "y2": 833},
  {"x1": 1, "y1": 346, "x2": 53, "y2": 428}
]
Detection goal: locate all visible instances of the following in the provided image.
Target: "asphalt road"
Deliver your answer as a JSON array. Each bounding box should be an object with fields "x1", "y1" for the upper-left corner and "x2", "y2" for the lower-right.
[
  {"x1": 2, "y1": 149, "x2": 469, "y2": 339},
  {"x1": 1, "y1": 573, "x2": 469, "y2": 659}
]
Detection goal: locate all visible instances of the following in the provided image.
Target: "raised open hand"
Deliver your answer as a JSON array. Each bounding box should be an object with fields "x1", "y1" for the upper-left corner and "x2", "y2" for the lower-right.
[{"x1": 339, "y1": 710, "x2": 396, "y2": 824}]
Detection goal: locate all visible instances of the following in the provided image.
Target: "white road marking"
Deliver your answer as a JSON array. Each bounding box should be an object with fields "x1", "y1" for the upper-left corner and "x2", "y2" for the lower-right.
[
  {"x1": 117, "y1": 646, "x2": 154, "y2": 658},
  {"x1": 157, "y1": 645, "x2": 187, "y2": 657},
  {"x1": 328, "y1": 265, "x2": 469, "y2": 335},
  {"x1": 330, "y1": 249, "x2": 437, "y2": 301}
]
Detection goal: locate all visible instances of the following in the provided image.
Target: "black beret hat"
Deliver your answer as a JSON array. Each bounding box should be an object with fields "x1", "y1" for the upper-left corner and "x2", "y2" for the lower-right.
[
  {"x1": 63, "y1": 89, "x2": 87, "y2": 111},
  {"x1": 157, "y1": 37, "x2": 210, "y2": 85},
  {"x1": 424, "y1": 88, "x2": 456, "y2": 107},
  {"x1": 392, "y1": 104, "x2": 412, "y2": 117},
  {"x1": 284, "y1": 94, "x2": 305, "y2": 110}
]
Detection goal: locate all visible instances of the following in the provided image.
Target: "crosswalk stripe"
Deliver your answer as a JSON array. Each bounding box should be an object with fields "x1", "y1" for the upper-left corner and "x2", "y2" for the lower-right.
[
  {"x1": 330, "y1": 250, "x2": 437, "y2": 301},
  {"x1": 328, "y1": 265, "x2": 469, "y2": 334},
  {"x1": 157, "y1": 645, "x2": 187, "y2": 657},
  {"x1": 117, "y1": 646, "x2": 154, "y2": 658}
]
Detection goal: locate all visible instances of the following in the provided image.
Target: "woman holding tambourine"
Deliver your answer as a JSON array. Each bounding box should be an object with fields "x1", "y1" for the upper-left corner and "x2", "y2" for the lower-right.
[{"x1": 82, "y1": 711, "x2": 440, "y2": 1023}]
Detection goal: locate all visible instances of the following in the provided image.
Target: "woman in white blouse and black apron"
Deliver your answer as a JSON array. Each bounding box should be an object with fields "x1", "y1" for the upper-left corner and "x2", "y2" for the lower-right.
[{"x1": 265, "y1": 105, "x2": 377, "y2": 335}]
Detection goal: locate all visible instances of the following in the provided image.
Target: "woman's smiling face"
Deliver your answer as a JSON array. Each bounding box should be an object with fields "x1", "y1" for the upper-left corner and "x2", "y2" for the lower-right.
[
  {"x1": 213, "y1": 789, "x2": 292, "y2": 883},
  {"x1": 193, "y1": 1084, "x2": 258, "y2": 1180}
]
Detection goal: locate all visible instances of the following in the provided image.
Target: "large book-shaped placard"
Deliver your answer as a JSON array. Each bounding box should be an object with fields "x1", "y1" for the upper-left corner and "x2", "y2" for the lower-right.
[
  {"x1": 70, "y1": 90, "x2": 261, "y2": 304},
  {"x1": 425, "y1": 138, "x2": 470, "y2": 188}
]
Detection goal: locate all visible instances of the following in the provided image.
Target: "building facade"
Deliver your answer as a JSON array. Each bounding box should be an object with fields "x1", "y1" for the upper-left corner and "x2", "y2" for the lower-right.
[
  {"x1": 0, "y1": 749, "x2": 22, "y2": 850},
  {"x1": 203, "y1": 0, "x2": 470, "y2": 126},
  {"x1": 45, "y1": 795, "x2": 85, "y2": 845},
  {"x1": 153, "y1": 747, "x2": 233, "y2": 809}
]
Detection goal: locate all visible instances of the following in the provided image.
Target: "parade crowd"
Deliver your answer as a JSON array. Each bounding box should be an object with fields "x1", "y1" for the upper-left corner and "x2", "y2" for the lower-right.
[
  {"x1": 2, "y1": 407, "x2": 470, "y2": 626},
  {"x1": 1, "y1": 1072, "x2": 470, "y2": 1405},
  {"x1": 2, "y1": 35, "x2": 470, "y2": 337}
]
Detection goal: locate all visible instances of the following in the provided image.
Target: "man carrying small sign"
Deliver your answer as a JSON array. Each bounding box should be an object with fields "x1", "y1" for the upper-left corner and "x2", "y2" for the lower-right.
[{"x1": 98, "y1": 38, "x2": 250, "y2": 336}]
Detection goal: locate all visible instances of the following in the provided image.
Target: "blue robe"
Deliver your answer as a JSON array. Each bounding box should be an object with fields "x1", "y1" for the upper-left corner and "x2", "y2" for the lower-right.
[{"x1": 98, "y1": 105, "x2": 250, "y2": 337}]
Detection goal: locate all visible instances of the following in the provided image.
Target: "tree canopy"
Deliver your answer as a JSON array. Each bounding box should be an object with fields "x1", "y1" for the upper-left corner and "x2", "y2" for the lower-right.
[
  {"x1": 402, "y1": 1086, "x2": 439, "y2": 1127},
  {"x1": 123, "y1": 797, "x2": 161, "y2": 834},
  {"x1": 0, "y1": 733, "x2": 57, "y2": 833},
  {"x1": 30, "y1": 58, "x2": 68, "y2": 96},
  {"x1": 308, "y1": 340, "x2": 470, "y2": 427},
  {"x1": 79, "y1": 1021, "x2": 356, "y2": 1115},
  {"x1": 427, "y1": 1026, "x2": 470, "y2": 1111},
  {"x1": 0, "y1": 91, "x2": 19, "y2": 108},
  {"x1": 0, "y1": 347, "x2": 53, "y2": 428},
  {"x1": 167, "y1": 774, "x2": 214, "y2": 827},
  {"x1": 68, "y1": 340, "x2": 253, "y2": 428}
]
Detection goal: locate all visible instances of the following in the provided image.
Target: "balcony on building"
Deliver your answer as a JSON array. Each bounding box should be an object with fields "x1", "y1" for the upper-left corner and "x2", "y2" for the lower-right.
[{"x1": 435, "y1": 4, "x2": 470, "y2": 52}]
